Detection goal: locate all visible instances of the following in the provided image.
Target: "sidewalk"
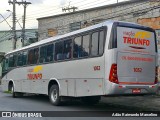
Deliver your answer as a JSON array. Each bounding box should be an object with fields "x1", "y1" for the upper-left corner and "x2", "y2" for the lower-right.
[{"x1": 101, "y1": 94, "x2": 160, "y2": 111}]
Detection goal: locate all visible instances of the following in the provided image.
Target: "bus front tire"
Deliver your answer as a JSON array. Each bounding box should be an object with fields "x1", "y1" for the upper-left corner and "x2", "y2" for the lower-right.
[
  {"x1": 10, "y1": 85, "x2": 16, "y2": 98},
  {"x1": 10, "y1": 85, "x2": 23, "y2": 98},
  {"x1": 49, "y1": 85, "x2": 61, "y2": 106}
]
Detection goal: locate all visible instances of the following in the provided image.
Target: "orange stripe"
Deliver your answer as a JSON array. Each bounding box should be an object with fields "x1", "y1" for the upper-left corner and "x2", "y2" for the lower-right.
[{"x1": 119, "y1": 82, "x2": 155, "y2": 85}]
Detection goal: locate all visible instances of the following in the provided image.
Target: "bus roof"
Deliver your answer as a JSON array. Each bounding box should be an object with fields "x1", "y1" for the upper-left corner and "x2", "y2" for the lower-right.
[{"x1": 5, "y1": 20, "x2": 143, "y2": 55}]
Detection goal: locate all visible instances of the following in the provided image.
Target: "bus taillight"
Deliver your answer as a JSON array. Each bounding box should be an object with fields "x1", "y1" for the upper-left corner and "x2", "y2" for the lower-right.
[
  {"x1": 155, "y1": 66, "x2": 158, "y2": 84},
  {"x1": 109, "y1": 64, "x2": 119, "y2": 84}
]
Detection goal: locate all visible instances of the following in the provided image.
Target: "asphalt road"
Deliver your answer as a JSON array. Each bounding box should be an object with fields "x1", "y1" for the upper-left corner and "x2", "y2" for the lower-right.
[
  {"x1": 0, "y1": 85, "x2": 160, "y2": 120},
  {"x1": 0, "y1": 85, "x2": 132, "y2": 112}
]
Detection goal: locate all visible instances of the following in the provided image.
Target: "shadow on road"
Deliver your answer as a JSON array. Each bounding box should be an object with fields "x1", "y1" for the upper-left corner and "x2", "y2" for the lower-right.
[{"x1": 4, "y1": 93, "x2": 147, "y2": 111}]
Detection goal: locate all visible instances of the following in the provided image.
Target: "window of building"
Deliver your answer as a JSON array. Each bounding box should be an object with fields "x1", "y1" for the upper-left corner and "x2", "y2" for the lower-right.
[
  {"x1": 73, "y1": 36, "x2": 82, "y2": 58},
  {"x1": 82, "y1": 34, "x2": 90, "y2": 57},
  {"x1": 70, "y1": 22, "x2": 81, "y2": 32},
  {"x1": 55, "y1": 41, "x2": 64, "y2": 61},
  {"x1": 28, "y1": 48, "x2": 39, "y2": 64}
]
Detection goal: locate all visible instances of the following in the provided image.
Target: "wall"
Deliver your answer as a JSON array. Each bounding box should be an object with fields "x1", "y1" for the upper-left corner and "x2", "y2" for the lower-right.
[{"x1": 37, "y1": 0, "x2": 160, "y2": 40}]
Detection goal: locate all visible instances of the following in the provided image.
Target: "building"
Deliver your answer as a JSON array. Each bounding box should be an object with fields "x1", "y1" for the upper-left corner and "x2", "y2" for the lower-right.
[{"x1": 37, "y1": 0, "x2": 160, "y2": 42}]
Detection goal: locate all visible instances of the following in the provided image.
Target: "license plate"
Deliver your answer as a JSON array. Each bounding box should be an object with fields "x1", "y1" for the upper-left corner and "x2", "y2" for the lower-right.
[{"x1": 132, "y1": 89, "x2": 141, "y2": 93}]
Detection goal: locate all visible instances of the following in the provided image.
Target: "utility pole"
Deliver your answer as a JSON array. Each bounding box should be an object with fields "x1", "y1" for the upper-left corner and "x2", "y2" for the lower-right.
[
  {"x1": 21, "y1": 1, "x2": 31, "y2": 47},
  {"x1": 8, "y1": 0, "x2": 17, "y2": 50},
  {"x1": 8, "y1": 0, "x2": 31, "y2": 49}
]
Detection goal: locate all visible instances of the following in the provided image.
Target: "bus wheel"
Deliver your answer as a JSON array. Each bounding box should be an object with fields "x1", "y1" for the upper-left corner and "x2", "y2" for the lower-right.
[
  {"x1": 10, "y1": 84, "x2": 16, "y2": 98},
  {"x1": 10, "y1": 84, "x2": 23, "y2": 98},
  {"x1": 49, "y1": 85, "x2": 61, "y2": 106},
  {"x1": 81, "y1": 96, "x2": 101, "y2": 105}
]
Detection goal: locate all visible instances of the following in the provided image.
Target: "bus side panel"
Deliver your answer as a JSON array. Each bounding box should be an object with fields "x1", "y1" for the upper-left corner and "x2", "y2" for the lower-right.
[
  {"x1": 75, "y1": 79, "x2": 104, "y2": 97},
  {"x1": 68, "y1": 79, "x2": 75, "y2": 96},
  {"x1": 14, "y1": 80, "x2": 22, "y2": 92},
  {"x1": 1, "y1": 79, "x2": 9, "y2": 92},
  {"x1": 30, "y1": 80, "x2": 48, "y2": 94},
  {"x1": 59, "y1": 80, "x2": 68, "y2": 96}
]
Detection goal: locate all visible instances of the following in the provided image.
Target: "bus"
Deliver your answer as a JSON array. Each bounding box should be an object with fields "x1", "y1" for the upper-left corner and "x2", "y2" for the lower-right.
[{"x1": 1, "y1": 20, "x2": 158, "y2": 105}]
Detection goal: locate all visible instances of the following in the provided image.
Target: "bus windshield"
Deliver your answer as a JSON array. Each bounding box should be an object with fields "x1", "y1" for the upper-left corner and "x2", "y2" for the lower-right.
[{"x1": 117, "y1": 26, "x2": 156, "y2": 54}]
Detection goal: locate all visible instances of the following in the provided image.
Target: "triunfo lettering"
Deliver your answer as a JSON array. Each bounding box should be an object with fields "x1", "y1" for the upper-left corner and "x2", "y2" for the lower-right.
[
  {"x1": 27, "y1": 73, "x2": 42, "y2": 80},
  {"x1": 27, "y1": 66, "x2": 43, "y2": 80},
  {"x1": 123, "y1": 37, "x2": 150, "y2": 46}
]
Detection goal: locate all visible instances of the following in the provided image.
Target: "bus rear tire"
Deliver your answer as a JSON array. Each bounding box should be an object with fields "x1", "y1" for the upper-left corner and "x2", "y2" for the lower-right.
[
  {"x1": 81, "y1": 96, "x2": 101, "y2": 105},
  {"x1": 49, "y1": 85, "x2": 61, "y2": 106}
]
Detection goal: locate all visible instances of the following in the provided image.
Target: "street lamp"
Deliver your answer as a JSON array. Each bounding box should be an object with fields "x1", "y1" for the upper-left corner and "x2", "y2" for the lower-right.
[{"x1": 6, "y1": 10, "x2": 11, "y2": 12}]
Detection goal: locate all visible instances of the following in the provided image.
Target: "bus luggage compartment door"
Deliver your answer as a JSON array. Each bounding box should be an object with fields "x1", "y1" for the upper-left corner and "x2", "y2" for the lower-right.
[{"x1": 117, "y1": 52, "x2": 155, "y2": 85}]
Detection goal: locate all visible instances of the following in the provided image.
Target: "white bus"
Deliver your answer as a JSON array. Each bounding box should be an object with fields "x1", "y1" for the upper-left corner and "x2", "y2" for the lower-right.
[{"x1": 1, "y1": 21, "x2": 158, "y2": 105}]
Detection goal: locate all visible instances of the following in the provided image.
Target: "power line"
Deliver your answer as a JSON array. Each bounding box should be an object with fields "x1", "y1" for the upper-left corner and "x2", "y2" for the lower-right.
[
  {"x1": 0, "y1": 14, "x2": 12, "y2": 24},
  {"x1": 24, "y1": 0, "x2": 147, "y2": 22},
  {"x1": 39, "y1": 1, "x2": 151, "y2": 28},
  {"x1": 17, "y1": 0, "x2": 114, "y2": 19},
  {"x1": 0, "y1": 14, "x2": 12, "y2": 29},
  {"x1": 37, "y1": 3, "x2": 159, "y2": 35},
  {"x1": 8, "y1": 0, "x2": 31, "y2": 49}
]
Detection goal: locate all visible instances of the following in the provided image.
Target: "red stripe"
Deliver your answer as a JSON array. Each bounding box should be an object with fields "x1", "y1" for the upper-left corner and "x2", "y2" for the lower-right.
[
  {"x1": 119, "y1": 82, "x2": 155, "y2": 85},
  {"x1": 129, "y1": 46, "x2": 145, "y2": 49}
]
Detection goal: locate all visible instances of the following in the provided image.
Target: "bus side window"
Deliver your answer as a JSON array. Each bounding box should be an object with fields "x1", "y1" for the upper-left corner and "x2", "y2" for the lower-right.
[
  {"x1": 2, "y1": 56, "x2": 9, "y2": 72},
  {"x1": 9, "y1": 54, "x2": 17, "y2": 68},
  {"x1": 73, "y1": 36, "x2": 82, "y2": 58},
  {"x1": 55, "y1": 41, "x2": 64, "y2": 61},
  {"x1": 99, "y1": 31, "x2": 104, "y2": 55},
  {"x1": 46, "y1": 44, "x2": 54, "y2": 62},
  {"x1": 91, "y1": 32, "x2": 99, "y2": 56},
  {"x1": 28, "y1": 49, "x2": 34, "y2": 64},
  {"x1": 64, "y1": 39, "x2": 72, "y2": 59},
  {"x1": 17, "y1": 52, "x2": 23, "y2": 66},
  {"x1": 22, "y1": 51, "x2": 27, "y2": 65},
  {"x1": 40, "y1": 46, "x2": 46, "y2": 63},
  {"x1": 82, "y1": 34, "x2": 89, "y2": 57},
  {"x1": 28, "y1": 48, "x2": 39, "y2": 64},
  {"x1": 34, "y1": 48, "x2": 39, "y2": 64}
]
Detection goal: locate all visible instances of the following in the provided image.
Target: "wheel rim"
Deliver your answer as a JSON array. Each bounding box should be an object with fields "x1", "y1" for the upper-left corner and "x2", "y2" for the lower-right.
[{"x1": 51, "y1": 89, "x2": 58, "y2": 102}]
